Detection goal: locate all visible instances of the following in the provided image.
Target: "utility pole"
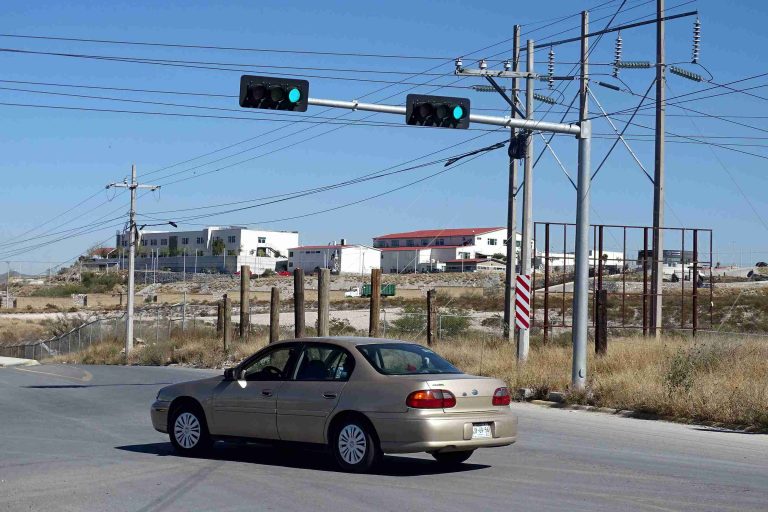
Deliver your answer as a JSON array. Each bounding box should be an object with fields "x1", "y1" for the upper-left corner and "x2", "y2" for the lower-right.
[
  {"x1": 517, "y1": 38, "x2": 535, "y2": 362},
  {"x1": 650, "y1": 0, "x2": 666, "y2": 338},
  {"x1": 572, "y1": 11, "x2": 592, "y2": 391},
  {"x1": 5, "y1": 261, "x2": 9, "y2": 309},
  {"x1": 503, "y1": 25, "x2": 521, "y2": 340},
  {"x1": 107, "y1": 165, "x2": 159, "y2": 356}
]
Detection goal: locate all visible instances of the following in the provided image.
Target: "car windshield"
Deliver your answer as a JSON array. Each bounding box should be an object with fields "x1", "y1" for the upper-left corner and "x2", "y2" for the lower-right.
[{"x1": 356, "y1": 343, "x2": 462, "y2": 375}]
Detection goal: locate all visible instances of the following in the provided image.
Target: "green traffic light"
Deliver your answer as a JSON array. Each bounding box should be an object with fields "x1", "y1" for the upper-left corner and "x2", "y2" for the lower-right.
[
  {"x1": 288, "y1": 88, "x2": 301, "y2": 103},
  {"x1": 452, "y1": 105, "x2": 464, "y2": 120}
]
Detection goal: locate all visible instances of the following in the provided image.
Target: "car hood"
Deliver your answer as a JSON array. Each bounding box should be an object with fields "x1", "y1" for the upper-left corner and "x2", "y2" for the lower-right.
[{"x1": 157, "y1": 375, "x2": 224, "y2": 401}]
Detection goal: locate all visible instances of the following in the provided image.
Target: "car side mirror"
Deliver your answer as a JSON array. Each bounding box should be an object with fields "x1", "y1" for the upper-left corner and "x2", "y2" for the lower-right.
[{"x1": 224, "y1": 368, "x2": 236, "y2": 381}]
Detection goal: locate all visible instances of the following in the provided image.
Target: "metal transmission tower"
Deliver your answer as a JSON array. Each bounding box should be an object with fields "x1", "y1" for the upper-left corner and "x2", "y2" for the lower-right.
[{"x1": 106, "y1": 165, "x2": 159, "y2": 356}]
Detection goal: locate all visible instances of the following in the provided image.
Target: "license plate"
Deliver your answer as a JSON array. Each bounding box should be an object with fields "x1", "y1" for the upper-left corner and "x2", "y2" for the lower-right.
[{"x1": 472, "y1": 423, "x2": 492, "y2": 439}]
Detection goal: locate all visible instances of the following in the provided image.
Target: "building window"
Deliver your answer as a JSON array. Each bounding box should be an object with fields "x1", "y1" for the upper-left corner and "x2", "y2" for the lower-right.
[
  {"x1": 516, "y1": 241, "x2": 521, "y2": 248},
  {"x1": 196, "y1": 250, "x2": 204, "y2": 256},
  {"x1": 196, "y1": 237, "x2": 204, "y2": 244},
  {"x1": 289, "y1": 262, "x2": 293, "y2": 267},
  {"x1": 436, "y1": 239, "x2": 444, "y2": 246},
  {"x1": 181, "y1": 237, "x2": 189, "y2": 245},
  {"x1": 141, "y1": 240, "x2": 147, "y2": 247},
  {"x1": 258, "y1": 236, "x2": 266, "y2": 243},
  {"x1": 227, "y1": 235, "x2": 236, "y2": 244},
  {"x1": 391, "y1": 240, "x2": 400, "y2": 248},
  {"x1": 289, "y1": 251, "x2": 294, "y2": 257},
  {"x1": 160, "y1": 239, "x2": 168, "y2": 246},
  {"x1": 421, "y1": 239, "x2": 429, "y2": 246},
  {"x1": 488, "y1": 238, "x2": 497, "y2": 246},
  {"x1": 150, "y1": 239, "x2": 158, "y2": 246},
  {"x1": 406, "y1": 240, "x2": 414, "y2": 247}
]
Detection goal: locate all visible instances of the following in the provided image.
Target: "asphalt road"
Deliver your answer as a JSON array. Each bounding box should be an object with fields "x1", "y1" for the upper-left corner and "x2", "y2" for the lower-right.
[{"x1": 0, "y1": 364, "x2": 766, "y2": 512}]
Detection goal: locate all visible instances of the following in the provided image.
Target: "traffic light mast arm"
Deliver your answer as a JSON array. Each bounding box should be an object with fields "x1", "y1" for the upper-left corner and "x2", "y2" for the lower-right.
[{"x1": 306, "y1": 97, "x2": 580, "y2": 135}]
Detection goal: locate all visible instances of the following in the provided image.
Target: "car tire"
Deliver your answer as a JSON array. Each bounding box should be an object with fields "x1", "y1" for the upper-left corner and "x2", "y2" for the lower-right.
[
  {"x1": 169, "y1": 404, "x2": 213, "y2": 456},
  {"x1": 431, "y1": 450, "x2": 475, "y2": 466},
  {"x1": 332, "y1": 418, "x2": 380, "y2": 473}
]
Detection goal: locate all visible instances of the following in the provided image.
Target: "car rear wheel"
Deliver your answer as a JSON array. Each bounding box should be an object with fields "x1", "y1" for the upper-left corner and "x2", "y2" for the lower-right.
[
  {"x1": 169, "y1": 405, "x2": 212, "y2": 456},
  {"x1": 332, "y1": 420, "x2": 380, "y2": 473},
  {"x1": 432, "y1": 450, "x2": 475, "y2": 465}
]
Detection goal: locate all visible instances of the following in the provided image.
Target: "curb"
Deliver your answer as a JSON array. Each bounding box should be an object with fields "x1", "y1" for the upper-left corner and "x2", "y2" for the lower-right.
[
  {"x1": 0, "y1": 356, "x2": 41, "y2": 368},
  {"x1": 525, "y1": 399, "x2": 767, "y2": 433}
]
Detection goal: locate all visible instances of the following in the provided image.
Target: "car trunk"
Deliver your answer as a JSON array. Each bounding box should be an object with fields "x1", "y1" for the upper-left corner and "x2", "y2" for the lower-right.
[{"x1": 425, "y1": 375, "x2": 501, "y2": 412}]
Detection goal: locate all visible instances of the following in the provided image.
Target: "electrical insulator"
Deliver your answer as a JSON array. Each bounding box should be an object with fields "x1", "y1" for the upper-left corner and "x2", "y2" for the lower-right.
[
  {"x1": 503, "y1": 60, "x2": 511, "y2": 71},
  {"x1": 692, "y1": 18, "x2": 701, "y2": 64},
  {"x1": 547, "y1": 48, "x2": 555, "y2": 89},
  {"x1": 455, "y1": 57, "x2": 463, "y2": 72},
  {"x1": 479, "y1": 59, "x2": 488, "y2": 71},
  {"x1": 613, "y1": 32, "x2": 623, "y2": 78}
]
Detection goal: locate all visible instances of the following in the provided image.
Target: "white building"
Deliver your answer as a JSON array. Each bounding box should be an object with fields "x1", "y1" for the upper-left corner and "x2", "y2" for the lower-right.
[
  {"x1": 445, "y1": 258, "x2": 506, "y2": 273},
  {"x1": 113, "y1": 226, "x2": 299, "y2": 274},
  {"x1": 374, "y1": 227, "x2": 523, "y2": 273},
  {"x1": 288, "y1": 242, "x2": 381, "y2": 275}
]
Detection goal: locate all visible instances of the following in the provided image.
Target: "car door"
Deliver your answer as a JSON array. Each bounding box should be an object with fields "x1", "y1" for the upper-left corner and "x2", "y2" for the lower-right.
[
  {"x1": 276, "y1": 343, "x2": 355, "y2": 444},
  {"x1": 211, "y1": 343, "x2": 301, "y2": 440}
]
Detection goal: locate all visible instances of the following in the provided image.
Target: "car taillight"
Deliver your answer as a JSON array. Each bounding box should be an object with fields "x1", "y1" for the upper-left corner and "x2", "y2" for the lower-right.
[
  {"x1": 492, "y1": 387, "x2": 511, "y2": 406},
  {"x1": 406, "y1": 389, "x2": 456, "y2": 409}
]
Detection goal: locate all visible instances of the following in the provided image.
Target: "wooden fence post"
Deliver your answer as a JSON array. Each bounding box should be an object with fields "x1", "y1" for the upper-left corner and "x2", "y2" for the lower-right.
[
  {"x1": 270, "y1": 287, "x2": 280, "y2": 344},
  {"x1": 294, "y1": 268, "x2": 305, "y2": 338},
  {"x1": 223, "y1": 294, "x2": 232, "y2": 352},
  {"x1": 427, "y1": 289, "x2": 437, "y2": 346},
  {"x1": 317, "y1": 269, "x2": 329, "y2": 337},
  {"x1": 239, "y1": 265, "x2": 250, "y2": 339},
  {"x1": 369, "y1": 269, "x2": 381, "y2": 337},
  {"x1": 595, "y1": 289, "x2": 608, "y2": 355}
]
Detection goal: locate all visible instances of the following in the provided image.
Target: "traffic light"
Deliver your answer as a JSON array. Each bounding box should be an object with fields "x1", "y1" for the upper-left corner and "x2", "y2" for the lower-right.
[
  {"x1": 239, "y1": 75, "x2": 309, "y2": 112},
  {"x1": 406, "y1": 94, "x2": 470, "y2": 129}
]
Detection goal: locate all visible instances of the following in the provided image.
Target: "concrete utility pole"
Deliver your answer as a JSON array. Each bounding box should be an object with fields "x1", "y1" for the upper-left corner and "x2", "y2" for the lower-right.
[
  {"x1": 239, "y1": 264, "x2": 250, "y2": 339},
  {"x1": 650, "y1": 0, "x2": 666, "y2": 337},
  {"x1": 572, "y1": 11, "x2": 592, "y2": 391},
  {"x1": 517, "y1": 38, "x2": 535, "y2": 362},
  {"x1": 106, "y1": 165, "x2": 159, "y2": 356},
  {"x1": 503, "y1": 25, "x2": 521, "y2": 340},
  {"x1": 5, "y1": 261, "x2": 9, "y2": 309}
]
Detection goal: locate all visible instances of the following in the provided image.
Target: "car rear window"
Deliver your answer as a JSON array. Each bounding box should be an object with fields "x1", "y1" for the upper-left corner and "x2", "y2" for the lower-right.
[{"x1": 356, "y1": 343, "x2": 462, "y2": 375}]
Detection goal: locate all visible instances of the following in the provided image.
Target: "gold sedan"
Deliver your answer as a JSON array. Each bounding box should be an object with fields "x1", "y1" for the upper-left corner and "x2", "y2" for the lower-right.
[{"x1": 151, "y1": 337, "x2": 517, "y2": 472}]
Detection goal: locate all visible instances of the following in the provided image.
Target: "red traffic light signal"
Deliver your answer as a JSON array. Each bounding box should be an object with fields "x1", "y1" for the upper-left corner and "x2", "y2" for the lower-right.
[
  {"x1": 406, "y1": 94, "x2": 470, "y2": 129},
  {"x1": 239, "y1": 75, "x2": 309, "y2": 112}
]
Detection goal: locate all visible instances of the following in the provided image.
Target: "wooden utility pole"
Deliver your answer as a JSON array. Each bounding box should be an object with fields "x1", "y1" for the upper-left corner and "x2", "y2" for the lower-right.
[
  {"x1": 650, "y1": 0, "x2": 666, "y2": 338},
  {"x1": 239, "y1": 265, "x2": 250, "y2": 339},
  {"x1": 269, "y1": 287, "x2": 280, "y2": 344},
  {"x1": 503, "y1": 25, "x2": 521, "y2": 340},
  {"x1": 317, "y1": 268, "x2": 329, "y2": 336},
  {"x1": 427, "y1": 289, "x2": 437, "y2": 346},
  {"x1": 293, "y1": 268, "x2": 305, "y2": 338},
  {"x1": 222, "y1": 294, "x2": 232, "y2": 351},
  {"x1": 368, "y1": 269, "x2": 381, "y2": 337}
]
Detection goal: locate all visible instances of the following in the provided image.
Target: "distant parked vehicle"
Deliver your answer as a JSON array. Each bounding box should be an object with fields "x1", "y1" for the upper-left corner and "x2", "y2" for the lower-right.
[
  {"x1": 150, "y1": 337, "x2": 518, "y2": 472},
  {"x1": 344, "y1": 287, "x2": 362, "y2": 298},
  {"x1": 277, "y1": 271, "x2": 291, "y2": 277},
  {"x1": 360, "y1": 284, "x2": 396, "y2": 297},
  {"x1": 756, "y1": 262, "x2": 767, "y2": 267}
]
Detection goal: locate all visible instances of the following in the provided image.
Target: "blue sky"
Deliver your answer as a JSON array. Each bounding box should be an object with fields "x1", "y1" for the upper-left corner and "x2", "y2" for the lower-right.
[{"x1": 1, "y1": 0, "x2": 767, "y2": 273}]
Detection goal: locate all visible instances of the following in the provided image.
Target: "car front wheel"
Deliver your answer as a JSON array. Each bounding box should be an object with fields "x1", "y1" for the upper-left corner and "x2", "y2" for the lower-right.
[
  {"x1": 432, "y1": 450, "x2": 475, "y2": 465},
  {"x1": 169, "y1": 405, "x2": 212, "y2": 455},
  {"x1": 332, "y1": 420, "x2": 380, "y2": 473}
]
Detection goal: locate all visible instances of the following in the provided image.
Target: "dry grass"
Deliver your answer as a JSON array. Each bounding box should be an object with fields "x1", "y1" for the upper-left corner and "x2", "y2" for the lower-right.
[
  {"x1": 0, "y1": 317, "x2": 49, "y2": 344},
  {"x1": 434, "y1": 334, "x2": 768, "y2": 430},
  {"x1": 56, "y1": 329, "x2": 768, "y2": 430}
]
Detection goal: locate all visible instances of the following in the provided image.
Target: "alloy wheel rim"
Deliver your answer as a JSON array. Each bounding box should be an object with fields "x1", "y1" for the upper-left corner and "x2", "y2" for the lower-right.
[
  {"x1": 174, "y1": 412, "x2": 201, "y2": 449},
  {"x1": 338, "y1": 424, "x2": 367, "y2": 465}
]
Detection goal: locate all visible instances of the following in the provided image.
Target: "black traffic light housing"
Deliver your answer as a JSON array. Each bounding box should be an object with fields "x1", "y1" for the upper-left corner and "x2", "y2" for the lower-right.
[
  {"x1": 405, "y1": 94, "x2": 470, "y2": 129},
  {"x1": 239, "y1": 75, "x2": 309, "y2": 112}
]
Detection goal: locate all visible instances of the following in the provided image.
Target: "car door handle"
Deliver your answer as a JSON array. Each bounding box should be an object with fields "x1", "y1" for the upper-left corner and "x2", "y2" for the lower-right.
[
  {"x1": 261, "y1": 389, "x2": 273, "y2": 397},
  {"x1": 322, "y1": 392, "x2": 337, "y2": 399}
]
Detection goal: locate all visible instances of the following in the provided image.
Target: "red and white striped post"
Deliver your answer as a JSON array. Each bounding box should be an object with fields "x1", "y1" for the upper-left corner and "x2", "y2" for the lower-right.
[{"x1": 515, "y1": 274, "x2": 531, "y2": 345}]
